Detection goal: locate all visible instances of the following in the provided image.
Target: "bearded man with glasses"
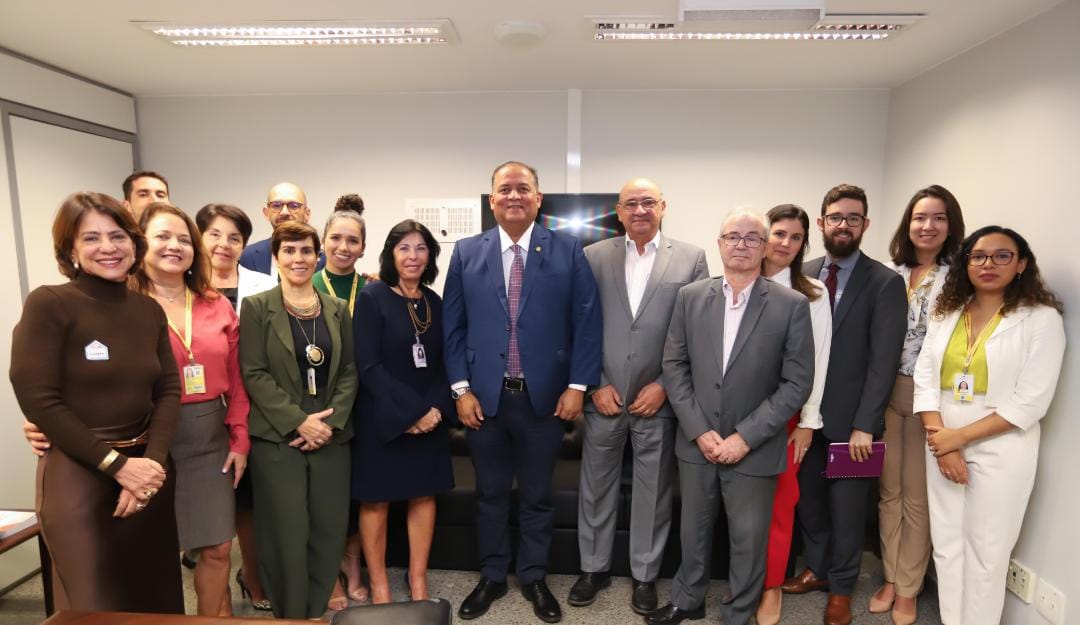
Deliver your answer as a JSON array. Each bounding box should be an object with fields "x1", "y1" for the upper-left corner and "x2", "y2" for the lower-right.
[{"x1": 240, "y1": 181, "x2": 326, "y2": 276}]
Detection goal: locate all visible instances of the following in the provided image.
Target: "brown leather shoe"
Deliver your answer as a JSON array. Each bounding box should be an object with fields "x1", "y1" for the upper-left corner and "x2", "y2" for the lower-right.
[
  {"x1": 780, "y1": 568, "x2": 829, "y2": 594},
  {"x1": 824, "y1": 594, "x2": 852, "y2": 625}
]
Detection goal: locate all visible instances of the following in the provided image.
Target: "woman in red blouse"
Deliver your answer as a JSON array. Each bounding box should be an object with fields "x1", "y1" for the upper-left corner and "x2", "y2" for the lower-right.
[{"x1": 133, "y1": 202, "x2": 251, "y2": 615}]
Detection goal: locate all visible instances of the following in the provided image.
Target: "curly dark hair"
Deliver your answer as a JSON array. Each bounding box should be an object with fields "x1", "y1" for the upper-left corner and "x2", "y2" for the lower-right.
[
  {"x1": 888, "y1": 185, "x2": 965, "y2": 267},
  {"x1": 934, "y1": 225, "x2": 1063, "y2": 316},
  {"x1": 334, "y1": 193, "x2": 365, "y2": 215}
]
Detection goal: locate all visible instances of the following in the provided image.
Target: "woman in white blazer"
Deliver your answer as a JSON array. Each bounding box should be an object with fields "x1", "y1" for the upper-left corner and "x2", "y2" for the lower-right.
[
  {"x1": 913, "y1": 225, "x2": 1065, "y2": 625},
  {"x1": 872, "y1": 185, "x2": 965, "y2": 625}
]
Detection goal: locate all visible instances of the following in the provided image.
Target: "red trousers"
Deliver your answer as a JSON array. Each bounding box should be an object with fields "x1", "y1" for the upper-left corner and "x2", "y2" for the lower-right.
[{"x1": 764, "y1": 413, "x2": 800, "y2": 588}]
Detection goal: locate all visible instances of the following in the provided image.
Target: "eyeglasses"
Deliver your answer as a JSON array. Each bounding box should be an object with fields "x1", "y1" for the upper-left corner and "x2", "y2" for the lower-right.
[
  {"x1": 720, "y1": 233, "x2": 764, "y2": 248},
  {"x1": 268, "y1": 201, "x2": 305, "y2": 212},
  {"x1": 968, "y1": 251, "x2": 1016, "y2": 266},
  {"x1": 621, "y1": 198, "x2": 660, "y2": 211},
  {"x1": 823, "y1": 213, "x2": 865, "y2": 227}
]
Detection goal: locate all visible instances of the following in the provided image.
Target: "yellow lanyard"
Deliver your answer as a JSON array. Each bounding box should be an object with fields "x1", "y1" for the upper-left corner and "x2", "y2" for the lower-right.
[
  {"x1": 321, "y1": 269, "x2": 359, "y2": 317},
  {"x1": 165, "y1": 288, "x2": 196, "y2": 363},
  {"x1": 962, "y1": 305, "x2": 1002, "y2": 373}
]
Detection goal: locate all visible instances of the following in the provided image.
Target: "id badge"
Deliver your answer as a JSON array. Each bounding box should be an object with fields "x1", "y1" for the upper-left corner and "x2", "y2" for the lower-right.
[
  {"x1": 953, "y1": 372, "x2": 974, "y2": 402},
  {"x1": 183, "y1": 362, "x2": 207, "y2": 395},
  {"x1": 412, "y1": 337, "x2": 428, "y2": 369},
  {"x1": 306, "y1": 367, "x2": 317, "y2": 396},
  {"x1": 84, "y1": 340, "x2": 109, "y2": 361}
]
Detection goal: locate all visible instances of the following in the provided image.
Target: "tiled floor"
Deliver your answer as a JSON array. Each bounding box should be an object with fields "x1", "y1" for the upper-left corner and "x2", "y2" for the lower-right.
[{"x1": 0, "y1": 549, "x2": 941, "y2": 624}]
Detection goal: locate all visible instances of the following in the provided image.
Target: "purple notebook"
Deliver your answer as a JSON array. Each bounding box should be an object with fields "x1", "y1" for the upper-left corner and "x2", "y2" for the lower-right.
[{"x1": 824, "y1": 441, "x2": 886, "y2": 479}]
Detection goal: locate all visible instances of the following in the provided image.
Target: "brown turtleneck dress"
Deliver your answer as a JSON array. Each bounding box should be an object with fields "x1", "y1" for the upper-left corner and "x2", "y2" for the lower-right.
[{"x1": 10, "y1": 272, "x2": 184, "y2": 614}]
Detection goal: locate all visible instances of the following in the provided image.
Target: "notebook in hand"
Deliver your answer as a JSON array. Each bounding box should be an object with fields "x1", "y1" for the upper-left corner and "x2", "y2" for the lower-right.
[{"x1": 824, "y1": 441, "x2": 886, "y2": 479}]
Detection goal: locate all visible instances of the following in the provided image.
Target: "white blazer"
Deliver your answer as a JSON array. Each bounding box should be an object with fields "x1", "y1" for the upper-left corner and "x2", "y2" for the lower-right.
[
  {"x1": 770, "y1": 267, "x2": 832, "y2": 429},
  {"x1": 236, "y1": 264, "x2": 277, "y2": 314},
  {"x1": 912, "y1": 304, "x2": 1066, "y2": 431}
]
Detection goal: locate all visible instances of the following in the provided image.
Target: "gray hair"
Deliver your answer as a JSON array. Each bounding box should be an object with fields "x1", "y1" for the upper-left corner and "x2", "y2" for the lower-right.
[{"x1": 721, "y1": 207, "x2": 769, "y2": 237}]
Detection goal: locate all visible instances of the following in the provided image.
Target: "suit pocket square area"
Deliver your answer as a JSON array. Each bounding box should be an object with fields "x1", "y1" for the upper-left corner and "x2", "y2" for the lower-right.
[{"x1": 824, "y1": 441, "x2": 886, "y2": 479}]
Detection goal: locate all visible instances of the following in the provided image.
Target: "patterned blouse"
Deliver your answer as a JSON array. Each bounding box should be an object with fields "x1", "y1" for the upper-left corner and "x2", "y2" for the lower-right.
[{"x1": 899, "y1": 264, "x2": 940, "y2": 376}]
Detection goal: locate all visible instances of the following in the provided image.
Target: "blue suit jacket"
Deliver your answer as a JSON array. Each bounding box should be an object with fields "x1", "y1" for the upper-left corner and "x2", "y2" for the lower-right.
[
  {"x1": 443, "y1": 224, "x2": 602, "y2": 417},
  {"x1": 239, "y1": 238, "x2": 326, "y2": 275}
]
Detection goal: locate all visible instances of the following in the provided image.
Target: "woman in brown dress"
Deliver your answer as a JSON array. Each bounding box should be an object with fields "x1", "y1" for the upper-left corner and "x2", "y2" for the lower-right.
[{"x1": 9, "y1": 192, "x2": 184, "y2": 613}]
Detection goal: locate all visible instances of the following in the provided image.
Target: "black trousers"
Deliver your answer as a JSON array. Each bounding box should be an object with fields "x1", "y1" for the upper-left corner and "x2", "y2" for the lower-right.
[{"x1": 795, "y1": 430, "x2": 873, "y2": 596}]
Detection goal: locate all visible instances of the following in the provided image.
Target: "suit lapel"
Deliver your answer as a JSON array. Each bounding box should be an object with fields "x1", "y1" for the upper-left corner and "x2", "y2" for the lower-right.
[
  {"x1": 320, "y1": 291, "x2": 342, "y2": 392},
  {"x1": 517, "y1": 226, "x2": 549, "y2": 312},
  {"x1": 608, "y1": 238, "x2": 634, "y2": 323},
  {"x1": 987, "y1": 306, "x2": 1029, "y2": 342},
  {"x1": 705, "y1": 281, "x2": 726, "y2": 375},
  {"x1": 832, "y1": 255, "x2": 870, "y2": 330},
  {"x1": 725, "y1": 277, "x2": 768, "y2": 376},
  {"x1": 635, "y1": 235, "x2": 672, "y2": 322},
  {"x1": 268, "y1": 290, "x2": 303, "y2": 390},
  {"x1": 483, "y1": 230, "x2": 510, "y2": 318}
]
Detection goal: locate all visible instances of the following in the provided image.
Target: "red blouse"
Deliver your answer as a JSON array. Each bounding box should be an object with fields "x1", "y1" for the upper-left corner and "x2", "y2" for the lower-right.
[{"x1": 166, "y1": 292, "x2": 251, "y2": 455}]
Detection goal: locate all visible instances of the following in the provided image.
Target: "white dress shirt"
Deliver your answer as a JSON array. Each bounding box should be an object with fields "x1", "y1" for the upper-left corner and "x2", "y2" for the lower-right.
[
  {"x1": 625, "y1": 232, "x2": 661, "y2": 318},
  {"x1": 770, "y1": 267, "x2": 832, "y2": 429},
  {"x1": 721, "y1": 277, "x2": 753, "y2": 374}
]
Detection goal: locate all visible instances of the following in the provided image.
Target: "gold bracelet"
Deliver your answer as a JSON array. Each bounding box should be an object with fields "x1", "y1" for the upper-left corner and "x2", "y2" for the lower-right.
[{"x1": 97, "y1": 449, "x2": 120, "y2": 472}]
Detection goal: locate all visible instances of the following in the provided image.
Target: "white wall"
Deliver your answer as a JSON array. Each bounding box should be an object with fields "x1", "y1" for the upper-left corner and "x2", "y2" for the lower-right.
[
  {"x1": 137, "y1": 89, "x2": 890, "y2": 283},
  {"x1": 883, "y1": 1, "x2": 1080, "y2": 622}
]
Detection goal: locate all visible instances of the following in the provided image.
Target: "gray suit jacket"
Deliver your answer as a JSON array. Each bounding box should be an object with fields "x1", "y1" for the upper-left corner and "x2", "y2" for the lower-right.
[
  {"x1": 662, "y1": 276, "x2": 815, "y2": 476},
  {"x1": 584, "y1": 235, "x2": 709, "y2": 417},
  {"x1": 803, "y1": 254, "x2": 906, "y2": 441}
]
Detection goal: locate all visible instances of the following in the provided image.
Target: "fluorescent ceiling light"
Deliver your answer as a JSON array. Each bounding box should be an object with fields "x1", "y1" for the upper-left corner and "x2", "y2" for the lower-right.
[
  {"x1": 136, "y1": 20, "x2": 458, "y2": 47},
  {"x1": 592, "y1": 12, "x2": 923, "y2": 41},
  {"x1": 596, "y1": 31, "x2": 888, "y2": 41}
]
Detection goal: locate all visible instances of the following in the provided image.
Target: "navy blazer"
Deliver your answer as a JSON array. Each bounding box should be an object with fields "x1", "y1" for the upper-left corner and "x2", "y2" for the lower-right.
[
  {"x1": 443, "y1": 224, "x2": 602, "y2": 417},
  {"x1": 239, "y1": 237, "x2": 326, "y2": 275}
]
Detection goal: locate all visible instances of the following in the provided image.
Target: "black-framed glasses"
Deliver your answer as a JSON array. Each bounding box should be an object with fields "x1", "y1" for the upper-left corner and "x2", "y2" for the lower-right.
[
  {"x1": 823, "y1": 213, "x2": 865, "y2": 227},
  {"x1": 268, "y1": 201, "x2": 305, "y2": 212},
  {"x1": 621, "y1": 198, "x2": 660, "y2": 211},
  {"x1": 720, "y1": 233, "x2": 764, "y2": 248},
  {"x1": 968, "y1": 250, "x2": 1016, "y2": 266}
]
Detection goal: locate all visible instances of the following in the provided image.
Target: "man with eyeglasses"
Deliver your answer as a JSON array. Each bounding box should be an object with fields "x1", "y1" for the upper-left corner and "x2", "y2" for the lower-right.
[
  {"x1": 239, "y1": 181, "x2": 326, "y2": 275},
  {"x1": 648, "y1": 208, "x2": 813, "y2": 625},
  {"x1": 569, "y1": 178, "x2": 708, "y2": 615},
  {"x1": 782, "y1": 184, "x2": 906, "y2": 625}
]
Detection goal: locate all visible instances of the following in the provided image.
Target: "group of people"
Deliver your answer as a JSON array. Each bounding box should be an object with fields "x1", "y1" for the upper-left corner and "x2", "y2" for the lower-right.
[{"x1": 8, "y1": 163, "x2": 1065, "y2": 625}]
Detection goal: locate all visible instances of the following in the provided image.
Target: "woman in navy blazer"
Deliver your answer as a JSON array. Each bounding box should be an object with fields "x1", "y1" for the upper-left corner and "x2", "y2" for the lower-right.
[{"x1": 913, "y1": 226, "x2": 1064, "y2": 625}]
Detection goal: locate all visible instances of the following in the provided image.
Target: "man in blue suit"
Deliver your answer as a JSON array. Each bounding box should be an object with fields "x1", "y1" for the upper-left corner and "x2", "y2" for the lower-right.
[
  {"x1": 239, "y1": 181, "x2": 325, "y2": 275},
  {"x1": 444, "y1": 161, "x2": 602, "y2": 623}
]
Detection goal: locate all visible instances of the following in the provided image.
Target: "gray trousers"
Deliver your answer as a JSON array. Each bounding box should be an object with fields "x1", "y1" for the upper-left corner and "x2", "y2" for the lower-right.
[
  {"x1": 577, "y1": 408, "x2": 675, "y2": 581},
  {"x1": 671, "y1": 460, "x2": 776, "y2": 625}
]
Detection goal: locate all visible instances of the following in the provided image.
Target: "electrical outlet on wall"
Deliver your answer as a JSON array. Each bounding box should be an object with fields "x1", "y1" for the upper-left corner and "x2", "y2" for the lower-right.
[
  {"x1": 1035, "y1": 578, "x2": 1066, "y2": 625},
  {"x1": 1007, "y1": 559, "x2": 1036, "y2": 603}
]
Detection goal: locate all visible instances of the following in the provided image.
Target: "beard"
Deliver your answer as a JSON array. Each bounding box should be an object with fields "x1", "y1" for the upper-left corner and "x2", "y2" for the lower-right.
[{"x1": 823, "y1": 229, "x2": 862, "y2": 258}]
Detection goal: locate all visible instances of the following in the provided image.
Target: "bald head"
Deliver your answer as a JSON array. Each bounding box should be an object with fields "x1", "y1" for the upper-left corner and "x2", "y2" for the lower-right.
[
  {"x1": 263, "y1": 182, "x2": 310, "y2": 227},
  {"x1": 617, "y1": 177, "x2": 666, "y2": 247}
]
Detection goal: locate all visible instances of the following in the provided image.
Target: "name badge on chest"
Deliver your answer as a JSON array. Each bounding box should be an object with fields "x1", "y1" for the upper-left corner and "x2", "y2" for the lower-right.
[
  {"x1": 953, "y1": 372, "x2": 974, "y2": 402},
  {"x1": 412, "y1": 335, "x2": 428, "y2": 368},
  {"x1": 84, "y1": 340, "x2": 109, "y2": 361},
  {"x1": 183, "y1": 362, "x2": 207, "y2": 395}
]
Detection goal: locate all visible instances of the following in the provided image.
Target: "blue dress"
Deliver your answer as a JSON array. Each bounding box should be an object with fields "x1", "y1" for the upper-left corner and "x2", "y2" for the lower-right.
[{"x1": 351, "y1": 280, "x2": 454, "y2": 502}]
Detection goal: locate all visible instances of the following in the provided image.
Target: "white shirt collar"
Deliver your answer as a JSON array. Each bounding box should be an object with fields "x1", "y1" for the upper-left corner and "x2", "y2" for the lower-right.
[
  {"x1": 770, "y1": 266, "x2": 793, "y2": 288},
  {"x1": 625, "y1": 231, "x2": 662, "y2": 255},
  {"x1": 722, "y1": 276, "x2": 754, "y2": 310},
  {"x1": 499, "y1": 222, "x2": 536, "y2": 254}
]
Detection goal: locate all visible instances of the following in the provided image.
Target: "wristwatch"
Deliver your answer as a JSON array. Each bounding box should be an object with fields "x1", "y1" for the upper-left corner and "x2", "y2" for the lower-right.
[{"x1": 451, "y1": 386, "x2": 471, "y2": 400}]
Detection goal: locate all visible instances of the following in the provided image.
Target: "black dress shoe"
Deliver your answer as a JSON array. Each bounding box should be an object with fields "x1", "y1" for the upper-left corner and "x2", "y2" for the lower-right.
[
  {"x1": 644, "y1": 603, "x2": 705, "y2": 625},
  {"x1": 458, "y1": 577, "x2": 508, "y2": 620},
  {"x1": 631, "y1": 579, "x2": 658, "y2": 615},
  {"x1": 568, "y1": 572, "x2": 611, "y2": 606},
  {"x1": 521, "y1": 579, "x2": 563, "y2": 623},
  {"x1": 180, "y1": 551, "x2": 196, "y2": 570}
]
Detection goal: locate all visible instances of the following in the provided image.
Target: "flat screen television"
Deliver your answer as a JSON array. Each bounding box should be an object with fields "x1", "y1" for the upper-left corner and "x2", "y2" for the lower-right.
[{"x1": 480, "y1": 193, "x2": 624, "y2": 247}]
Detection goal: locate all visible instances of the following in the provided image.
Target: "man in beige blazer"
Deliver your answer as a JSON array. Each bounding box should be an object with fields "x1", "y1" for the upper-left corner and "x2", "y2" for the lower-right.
[{"x1": 570, "y1": 178, "x2": 709, "y2": 615}]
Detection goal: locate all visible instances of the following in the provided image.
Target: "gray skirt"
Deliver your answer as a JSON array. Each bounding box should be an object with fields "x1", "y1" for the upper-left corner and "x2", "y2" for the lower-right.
[{"x1": 172, "y1": 398, "x2": 236, "y2": 551}]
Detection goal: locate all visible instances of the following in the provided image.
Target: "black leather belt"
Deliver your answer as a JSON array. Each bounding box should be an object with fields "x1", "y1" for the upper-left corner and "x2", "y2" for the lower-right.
[{"x1": 503, "y1": 377, "x2": 526, "y2": 392}]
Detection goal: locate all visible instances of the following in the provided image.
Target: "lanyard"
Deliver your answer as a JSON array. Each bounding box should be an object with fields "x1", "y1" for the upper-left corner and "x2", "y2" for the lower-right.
[
  {"x1": 962, "y1": 305, "x2": 1002, "y2": 373},
  {"x1": 321, "y1": 269, "x2": 359, "y2": 317},
  {"x1": 165, "y1": 288, "x2": 195, "y2": 362}
]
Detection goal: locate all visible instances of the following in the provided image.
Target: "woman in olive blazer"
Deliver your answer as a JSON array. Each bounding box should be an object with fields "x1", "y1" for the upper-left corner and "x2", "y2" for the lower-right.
[{"x1": 239, "y1": 221, "x2": 358, "y2": 619}]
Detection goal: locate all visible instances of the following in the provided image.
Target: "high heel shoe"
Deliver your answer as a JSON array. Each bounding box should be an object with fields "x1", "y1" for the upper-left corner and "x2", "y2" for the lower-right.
[
  {"x1": 755, "y1": 587, "x2": 782, "y2": 625},
  {"x1": 869, "y1": 584, "x2": 895, "y2": 613},
  {"x1": 328, "y1": 573, "x2": 349, "y2": 611},
  {"x1": 236, "y1": 569, "x2": 272, "y2": 611},
  {"x1": 890, "y1": 595, "x2": 918, "y2": 625}
]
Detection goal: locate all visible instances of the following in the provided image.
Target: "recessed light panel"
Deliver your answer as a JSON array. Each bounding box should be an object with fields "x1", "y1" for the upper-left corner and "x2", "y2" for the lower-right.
[{"x1": 136, "y1": 20, "x2": 458, "y2": 47}]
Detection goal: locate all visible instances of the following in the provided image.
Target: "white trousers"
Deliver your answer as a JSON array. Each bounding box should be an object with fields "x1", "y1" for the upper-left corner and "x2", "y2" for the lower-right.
[{"x1": 926, "y1": 393, "x2": 1039, "y2": 625}]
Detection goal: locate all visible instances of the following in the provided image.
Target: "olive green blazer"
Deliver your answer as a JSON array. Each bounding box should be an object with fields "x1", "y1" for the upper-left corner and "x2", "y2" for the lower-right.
[{"x1": 239, "y1": 285, "x2": 357, "y2": 444}]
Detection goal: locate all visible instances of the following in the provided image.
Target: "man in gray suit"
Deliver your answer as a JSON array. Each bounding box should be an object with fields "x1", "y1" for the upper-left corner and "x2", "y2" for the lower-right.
[
  {"x1": 647, "y1": 208, "x2": 814, "y2": 625},
  {"x1": 570, "y1": 178, "x2": 709, "y2": 614}
]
